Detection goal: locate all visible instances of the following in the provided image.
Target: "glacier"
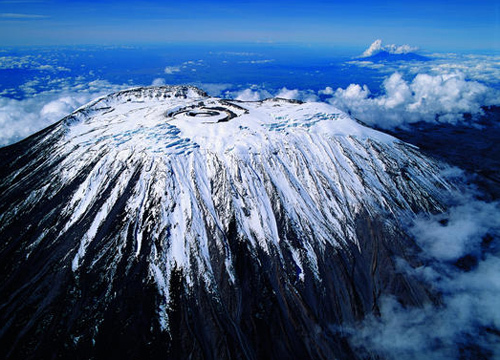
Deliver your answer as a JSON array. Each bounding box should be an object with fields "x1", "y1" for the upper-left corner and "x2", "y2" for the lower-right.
[{"x1": 0, "y1": 85, "x2": 458, "y2": 359}]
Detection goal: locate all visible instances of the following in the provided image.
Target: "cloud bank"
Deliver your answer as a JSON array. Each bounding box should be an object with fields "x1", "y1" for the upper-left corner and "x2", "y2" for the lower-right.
[
  {"x1": 351, "y1": 181, "x2": 500, "y2": 359},
  {"x1": 0, "y1": 80, "x2": 126, "y2": 146},
  {"x1": 349, "y1": 53, "x2": 500, "y2": 88},
  {"x1": 328, "y1": 72, "x2": 500, "y2": 128},
  {"x1": 362, "y1": 39, "x2": 419, "y2": 57},
  {"x1": 0, "y1": 55, "x2": 70, "y2": 72}
]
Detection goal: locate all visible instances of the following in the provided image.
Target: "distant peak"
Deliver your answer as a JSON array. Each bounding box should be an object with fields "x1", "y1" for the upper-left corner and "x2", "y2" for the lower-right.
[{"x1": 361, "y1": 39, "x2": 419, "y2": 58}]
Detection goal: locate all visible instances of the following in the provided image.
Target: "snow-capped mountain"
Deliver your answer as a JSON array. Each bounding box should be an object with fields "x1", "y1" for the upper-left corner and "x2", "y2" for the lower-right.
[
  {"x1": 0, "y1": 86, "x2": 455, "y2": 359},
  {"x1": 359, "y1": 39, "x2": 430, "y2": 62}
]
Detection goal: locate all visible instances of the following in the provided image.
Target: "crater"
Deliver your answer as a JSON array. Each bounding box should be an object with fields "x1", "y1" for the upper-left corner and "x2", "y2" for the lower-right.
[
  {"x1": 166, "y1": 100, "x2": 249, "y2": 124},
  {"x1": 187, "y1": 110, "x2": 221, "y2": 117}
]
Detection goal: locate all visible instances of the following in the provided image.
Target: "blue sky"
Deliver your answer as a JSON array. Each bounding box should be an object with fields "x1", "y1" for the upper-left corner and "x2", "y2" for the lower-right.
[{"x1": 0, "y1": 0, "x2": 499, "y2": 51}]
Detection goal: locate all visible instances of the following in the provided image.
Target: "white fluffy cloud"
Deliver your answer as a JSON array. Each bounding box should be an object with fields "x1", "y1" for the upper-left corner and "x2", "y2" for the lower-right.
[
  {"x1": 318, "y1": 86, "x2": 334, "y2": 95},
  {"x1": 231, "y1": 86, "x2": 318, "y2": 102},
  {"x1": 362, "y1": 39, "x2": 419, "y2": 57},
  {"x1": 0, "y1": 80, "x2": 126, "y2": 147},
  {"x1": 235, "y1": 88, "x2": 266, "y2": 101},
  {"x1": 329, "y1": 72, "x2": 500, "y2": 128},
  {"x1": 151, "y1": 78, "x2": 166, "y2": 86},
  {"x1": 0, "y1": 95, "x2": 83, "y2": 146},
  {"x1": 276, "y1": 87, "x2": 301, "y2": 100}
]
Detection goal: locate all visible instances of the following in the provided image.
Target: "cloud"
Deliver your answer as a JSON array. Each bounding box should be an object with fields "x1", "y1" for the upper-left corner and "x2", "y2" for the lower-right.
[
  {"x1": 0, "y1": 95, "x2": 82, "y2": 146},
  {"x1": 163, "y1": 60, "x2": 205, "y2": 75},
  {"x1": 276, "y1": 87, "x2": 300, "y2": 99},
  {"x1": 151, "y1": 78, "x2": 166, "y2": 86},
  {"x1": 164, "y1": 66, "x2": 181, "y2": 75},
  {"x1": 0, "y1": 80, "x2": 126, "y2": 147},
  {"x1": 196, "y1": 83, "x2": 232, "y2": 97},
  {"x1": 229, "y1": 86, "x2": 318, "y2": 102},
  {"x1": 235, "y1": 88, "x2": 264, "y2": 101},
  {"x1": 182, "y1": 60, "x2": 204, "y2": 66},
  {"x1": 410, "y1": 199, "x2": 499, "y2": 261},
  {"x1": 362, "y1": 39, "x2": 419, "y2": 58},
  {"x1": 210, "y1": 51, "x2": 258, "y2": 56},
  {"x1": 0, "y1": 55, "x2": 69, "y2": 71},
  {"x1": 35, "y1": 64, "x2": 70, "y2": 72},
  {"x1": 276, "y1": 87, "x2": 318, "y2": 102},
  {"x1": 362, "y1": 39, "x2": 384, "y2": 57},
  {"x1": 348, "y1": 52, "x2": 500, "y2": 87},
  {"x1": 0, "y1": 12, "x2": 47, "y2": 19},
  {"x1": 39, "y1": 96, "x2": 85, "y2": 119},
  {"x1": 318, "y1": 86, "x2": 334, "y2": 96},
  {"x1": 238, "y1": 59, "x2": 275, "y2": 64},
  {"x1": 425, "y1": 54, "x2": 500, "y2": 86},
  {"x1": 328, "y1": 72, "x2": 500, "y2": 128},
  {"x1": 345, "y1": 60, "x2": 386, "y2": 69},
  {"x1": 350, "y1": 184, "x2": 500, "y2": 359}
]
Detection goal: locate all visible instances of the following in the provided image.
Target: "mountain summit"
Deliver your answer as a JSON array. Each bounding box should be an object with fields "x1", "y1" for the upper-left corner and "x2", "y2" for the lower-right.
[
  {"x1": 0, "y1": 86, "x2": 453, "y2": 359},
  {"x1": 360, "y1": 39, "x2": 430, "y2": 62}
]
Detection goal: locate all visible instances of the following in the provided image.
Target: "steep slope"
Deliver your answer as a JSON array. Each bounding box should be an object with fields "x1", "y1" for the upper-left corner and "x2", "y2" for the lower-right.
[{"x1": 0, "y1": 85, "x2": 454, "y2": 359}]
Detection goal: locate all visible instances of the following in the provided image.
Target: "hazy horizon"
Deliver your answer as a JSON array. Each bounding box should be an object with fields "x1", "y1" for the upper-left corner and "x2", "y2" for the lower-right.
[{"x1": 0, "y1": 0, "x2": 498, "y2": 52}]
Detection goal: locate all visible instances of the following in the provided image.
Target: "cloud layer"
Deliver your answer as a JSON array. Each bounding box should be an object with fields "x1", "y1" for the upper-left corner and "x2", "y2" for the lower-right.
[
  {"x1": 0, "y1": 80, "x2": 126, "y2": 146},
  {"x1": 351, "y1": 181, "x2": 500, "y2": 359}
]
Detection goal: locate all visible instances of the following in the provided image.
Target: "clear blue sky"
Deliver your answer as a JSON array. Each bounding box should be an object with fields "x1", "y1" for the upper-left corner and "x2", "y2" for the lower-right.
[{"x1": 0, "y1": 0, "x2": 498, "y2": 51}]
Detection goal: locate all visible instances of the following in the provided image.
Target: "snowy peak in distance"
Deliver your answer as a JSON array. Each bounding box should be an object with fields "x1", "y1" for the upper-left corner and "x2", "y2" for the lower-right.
[{"x1": 359, "y1": 39, "x2": 430, "y2": 62}]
